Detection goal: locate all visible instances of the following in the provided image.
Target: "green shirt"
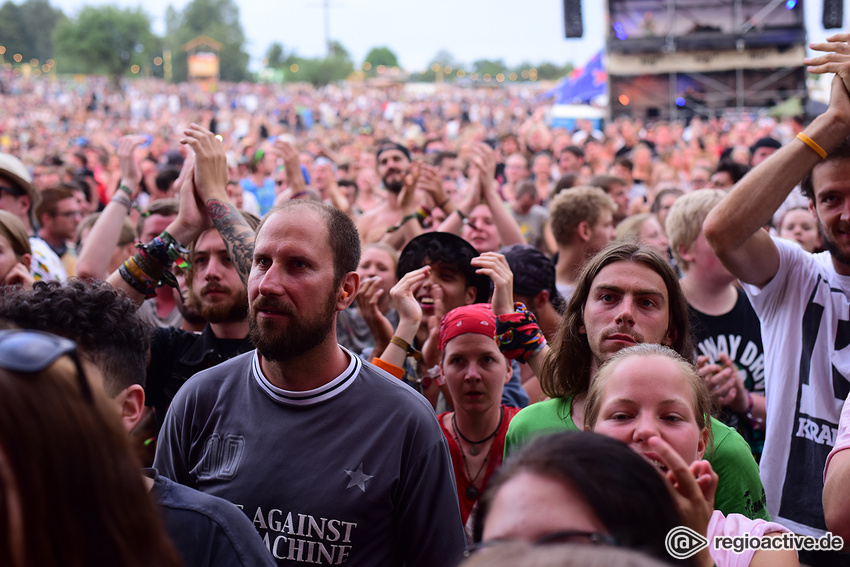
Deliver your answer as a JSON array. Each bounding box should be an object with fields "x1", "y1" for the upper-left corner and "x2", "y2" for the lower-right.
[{"x1": 505, "y1": 397, "x2": 770, "y2": 521}]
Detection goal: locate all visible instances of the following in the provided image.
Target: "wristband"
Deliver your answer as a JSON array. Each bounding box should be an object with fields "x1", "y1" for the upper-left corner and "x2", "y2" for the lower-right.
[
  {"x1": 390, "y1": 335, "x2": 422, "y2": 361},
  {"x1": 456, "y1": 208, "x2": 467, "y2": 223},
  {"x1": 110, "y1": 192, "x2": 133, "y2": 213},
  {"x1": 796, "y1": 133, "x2": 827, "y2": 159},
  {"x1": 159, "y1": 230, "x2": 191, "y2": 269},
  {"x1": 386, "y1": 213, "x2": 418, "y2": 233},
  {"x1": 745, "y1": 392, "x2": 763, "y2": 428},
  {"x1": 496, "y1": 303, "x2": 547, "y2": 364},
  {"x1": 117, "y1": 184, "x2": 133, "y2": 198},
  {"x1": 437, "y1": 197, "x2": 450, "y2": 210}
]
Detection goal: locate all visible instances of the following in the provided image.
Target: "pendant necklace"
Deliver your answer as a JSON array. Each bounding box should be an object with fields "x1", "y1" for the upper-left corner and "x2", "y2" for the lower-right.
[
  {"x1": 453, "y1": 411, "x2": 503, "y2": 456},
  {"x1": 452, "y1": 410, "x2": 504, "y2": 501}
]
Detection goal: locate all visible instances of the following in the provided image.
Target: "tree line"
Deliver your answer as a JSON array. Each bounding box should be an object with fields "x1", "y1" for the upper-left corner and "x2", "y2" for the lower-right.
[{"x1": 0, "y1": 0, "x2": 573, "y2": 86}]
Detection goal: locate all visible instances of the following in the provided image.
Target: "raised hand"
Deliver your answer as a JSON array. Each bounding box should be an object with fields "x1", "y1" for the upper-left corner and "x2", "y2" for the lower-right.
[
  {"x1": 117, "y1": 135, "x2": 147, "y2": 198},
  {"x1": 471, "y1": 252, "x2": 512, "y2": 315},
  {"x1": 650, "y1": 436, "x2": 716, "y2": 537},
  {"x1": 181, "y1": 123, "x2": 228, "y2": 203}
]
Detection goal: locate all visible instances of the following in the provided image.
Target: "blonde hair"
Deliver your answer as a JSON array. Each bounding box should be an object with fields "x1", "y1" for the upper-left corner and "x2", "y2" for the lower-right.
[
  {"x1": 362, "y1": 242, "x2": 399, "y2": 273},
  {"x1": 615, "y1": 213, "x2": 653, "y2": 243},
  {"x1": 665, "y1": 189, "x2": 725, "y2": 270},
  {"x1": 583, "y1": 343, "x2": 713, "y2": 449},
  {"x1": 549, "y1": 186, "x2": 616, "y2": 246},
  {"x1": 0, "y1": 210, "x2": 31, "y2": 259}
]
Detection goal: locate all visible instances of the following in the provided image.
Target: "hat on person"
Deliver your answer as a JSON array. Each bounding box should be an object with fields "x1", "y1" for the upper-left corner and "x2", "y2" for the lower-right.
[
  {"x1": 439, "y1": 303, "x2": 496, "y2": 351},
  {"x1": 397, "y1": 232, "x2": 491, "y2": 304},
  {"x1": 376, "y1": 141, "x2": 411, "y2": 162},
  {"x1": 0, "y1": 153, "x2": 39, "y2": 207},
  {"x1": 750, "y1": 137, "x2": 781, "y2": 154},
  {"x1": 500, "y1": 244, "x2": 563, "y2": 309}
]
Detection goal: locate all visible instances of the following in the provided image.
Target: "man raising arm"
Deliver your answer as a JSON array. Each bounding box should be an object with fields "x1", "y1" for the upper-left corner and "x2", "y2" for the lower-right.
[{"x1": 704, "y1": 34, "x2": 850, "y2": 546}]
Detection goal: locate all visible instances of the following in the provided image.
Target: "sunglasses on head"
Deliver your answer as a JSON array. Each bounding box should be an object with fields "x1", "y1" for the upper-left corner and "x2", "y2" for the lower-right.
[{"x1": 0, "y1": 329, "x2": 92, "y2": 403}]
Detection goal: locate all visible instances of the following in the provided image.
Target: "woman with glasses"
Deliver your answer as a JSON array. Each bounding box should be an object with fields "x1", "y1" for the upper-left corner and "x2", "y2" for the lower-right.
[
  {"x1": 470, "y1": 431, "x2": 682, "y2": 564},
  {"x1": 0, "y1": 329, "x2": 182, "y2": 567}
]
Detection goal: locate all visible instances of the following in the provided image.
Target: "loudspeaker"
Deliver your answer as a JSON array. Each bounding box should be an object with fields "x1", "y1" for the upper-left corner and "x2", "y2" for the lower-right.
[
  {"x1": 824, "y1": 0, "x2": 843, "y2": 29},
  {"x1": 564, "y1": 0, "x2": 583, "y2": 38}
]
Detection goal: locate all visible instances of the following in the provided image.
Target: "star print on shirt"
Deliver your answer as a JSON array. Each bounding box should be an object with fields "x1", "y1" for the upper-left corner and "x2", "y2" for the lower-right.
[{"x1": 344, "y1": 462, "x2": 374, "y2": 493}]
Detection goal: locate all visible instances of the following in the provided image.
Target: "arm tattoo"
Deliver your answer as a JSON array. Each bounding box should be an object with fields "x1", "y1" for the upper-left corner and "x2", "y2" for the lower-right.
[{"x1": 207, "y1": 199, "x2": 255, "y2": 287}]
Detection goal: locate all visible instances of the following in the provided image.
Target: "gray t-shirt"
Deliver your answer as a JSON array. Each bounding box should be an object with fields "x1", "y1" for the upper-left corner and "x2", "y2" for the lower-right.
[{"x1": 155, "y1": 348, "x2": 466, "y2": 566}]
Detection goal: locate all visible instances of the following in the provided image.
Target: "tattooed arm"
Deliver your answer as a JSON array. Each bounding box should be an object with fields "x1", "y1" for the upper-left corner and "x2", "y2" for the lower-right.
[
  {"x1": 180, "y1": 123, "x2": 256, "y2": 288},
  {"x1": 207, "y1": 199, "x2": 255, "y2": 287}
]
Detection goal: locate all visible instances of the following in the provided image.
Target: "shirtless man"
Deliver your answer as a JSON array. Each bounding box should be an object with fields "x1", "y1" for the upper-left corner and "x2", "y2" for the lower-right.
[{"x1": 356, "y1": 142, "x2": 412, "y2": 244}]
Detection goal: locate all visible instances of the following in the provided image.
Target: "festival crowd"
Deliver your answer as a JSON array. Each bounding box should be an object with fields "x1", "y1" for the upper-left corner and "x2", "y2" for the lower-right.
[{"x1": 4, "y1": 33, "x2": 850, "y2": 567}]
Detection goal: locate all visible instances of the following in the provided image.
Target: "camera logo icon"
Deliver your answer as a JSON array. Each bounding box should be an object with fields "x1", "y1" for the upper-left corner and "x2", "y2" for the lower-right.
[{"x1": 665, "y1": 526, "x2": 708, "y2": 559}]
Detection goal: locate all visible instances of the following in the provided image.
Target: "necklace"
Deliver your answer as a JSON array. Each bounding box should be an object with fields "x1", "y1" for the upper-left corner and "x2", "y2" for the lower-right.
[
  {"x1": 452, "y1": 427, "x2": 490, "y2": 501},
  {"x1": 453, "y1": 411, "x2": 504, "y2": 456},
  {"x1": 451, "y1": 409, "x2": 504, "y2": 501}
]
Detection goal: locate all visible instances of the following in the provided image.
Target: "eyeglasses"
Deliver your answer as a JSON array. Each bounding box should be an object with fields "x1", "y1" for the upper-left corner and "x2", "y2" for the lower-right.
[
  {"x1": 464, "y1": 531, "x2": 618, "y2": 557},
  {"x1": 0, "y1": 329, "x2": 93, "y2": 403},
  {"x1": 52, "y1": 210, "x2": 82, "y2": 219}
]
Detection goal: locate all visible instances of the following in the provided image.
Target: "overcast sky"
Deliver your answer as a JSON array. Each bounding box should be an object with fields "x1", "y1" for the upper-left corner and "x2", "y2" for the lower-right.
[{"x1": 47, "y1": 0, "x2": 845, "y2": 72}]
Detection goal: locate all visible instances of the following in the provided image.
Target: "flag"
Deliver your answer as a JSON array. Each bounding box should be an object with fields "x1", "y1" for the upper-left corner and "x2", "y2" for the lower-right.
[{"x1": 543, "y1": 51, "x2": 606, "y2": 104}]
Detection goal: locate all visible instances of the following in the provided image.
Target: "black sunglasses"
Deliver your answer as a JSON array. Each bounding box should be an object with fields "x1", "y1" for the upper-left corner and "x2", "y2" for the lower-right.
[
  {"x1": 0, "y1": 329, "x2": 92, "y2": 403},
  {"x1": 0, "y1": 185, "x2": 26, "y2": 197}
]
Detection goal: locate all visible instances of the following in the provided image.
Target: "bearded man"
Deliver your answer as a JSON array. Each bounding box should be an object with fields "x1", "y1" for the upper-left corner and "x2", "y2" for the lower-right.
[
  {"x1": 355, "y1": 142, "x2": 412, "y2": 244},
  {"x1": 155, "y1": 199, "x2": 466, "y2": 567}
]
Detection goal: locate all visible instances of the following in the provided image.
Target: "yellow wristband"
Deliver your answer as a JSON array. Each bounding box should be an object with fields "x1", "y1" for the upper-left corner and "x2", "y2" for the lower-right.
[{"x1": 797, "y1": 133, "x2": 827, "y2": 159}]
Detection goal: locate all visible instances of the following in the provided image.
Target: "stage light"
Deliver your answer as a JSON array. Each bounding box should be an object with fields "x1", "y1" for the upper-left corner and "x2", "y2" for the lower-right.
[
  {"x1": 613, "y1": 22, "x2": 627, "y2": 41},
  {"x1": 676, "y1": 97, "x2": 686, "y2": 107},
  {"x1": 785, "y1": 0, "x2": 797, "y2": 9}
]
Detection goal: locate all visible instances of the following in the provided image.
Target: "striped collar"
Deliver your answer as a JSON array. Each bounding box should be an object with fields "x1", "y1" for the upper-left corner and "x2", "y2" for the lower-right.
[{"x1": 251, "y1": 347, "x2": 360, "y2": 406}]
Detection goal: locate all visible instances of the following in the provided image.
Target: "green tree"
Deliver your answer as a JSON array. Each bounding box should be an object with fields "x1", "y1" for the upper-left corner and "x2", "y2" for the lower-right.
[
  {"x1": 52, "y1": 6, "x2": 153, "y2": 84},
  {"x1": 164, "y1": 0, "x2": 250, "y2": 82},
  {"x1": 410, "y1": 50, "x2": 461, "y2": 82},
  {"x1": 472, "y1": 58, "x2": 506, "y2": 77},
  {"x1": 363, "y1": 45, "x2": 399, "y2": 74},
  {"x1": 0, "y1": 2, "x2": 27, "y2": 61},
  {"x1": 265, "y1": 42, "x2": 285, "y2": 68},
  {"x1": 537, "y1": 61, "x2": 567, "y2": 81},
  {"x1": 292, "y1": 40, "x2": 353, "y2": 87},
  {"x1": 19, "y1": 0, "x2": 64, "y2": 63}
]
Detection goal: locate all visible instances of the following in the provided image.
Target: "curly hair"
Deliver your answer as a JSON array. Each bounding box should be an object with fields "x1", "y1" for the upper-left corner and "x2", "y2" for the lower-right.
[{"x1": 0, "y1": 280, "x2": 151, "y2": 395}]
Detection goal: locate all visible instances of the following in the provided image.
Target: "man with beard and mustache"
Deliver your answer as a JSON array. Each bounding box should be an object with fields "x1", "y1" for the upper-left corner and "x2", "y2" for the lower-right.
[
  {"x1": 154, "y1": 196, "x2": 466, "y2": 567},
  {"x1": 502, "y1": 242, "x2": 768, "y2": 523},
  {"x1": 144, "y1": 219, "x2": 259, "y2": 431},
  {"x1": 104, "y1": 130, "x2": 260, "y2": 433},
  {"x1": 703, "y1": 38, "x2": 850, "y2": 556},
  {"x1": 356, "y1": 142, "x2": 412, "y2": 244}
]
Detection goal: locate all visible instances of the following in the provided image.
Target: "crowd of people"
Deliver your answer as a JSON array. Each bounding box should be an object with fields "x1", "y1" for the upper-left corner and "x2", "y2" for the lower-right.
[{"x1": 6, "y1": 33, "x2": 850, "y2": 567}]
